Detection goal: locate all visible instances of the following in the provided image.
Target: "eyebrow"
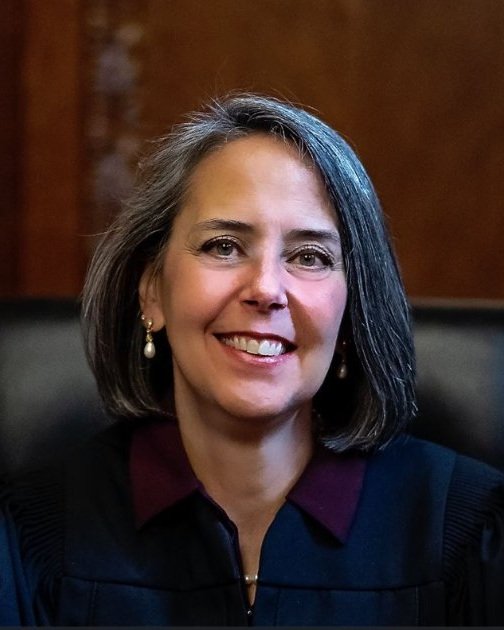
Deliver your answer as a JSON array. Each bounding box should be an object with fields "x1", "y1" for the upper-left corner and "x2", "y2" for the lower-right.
[
  {"x1": 192, "y1": 219, "x2": 341, "y2": 246},
  {"x1": 288, "y1": 228, "x2": 341, "y2": 246},
  {"x1": 193, "y1": 219, "x2": 253, "y2": 233}
]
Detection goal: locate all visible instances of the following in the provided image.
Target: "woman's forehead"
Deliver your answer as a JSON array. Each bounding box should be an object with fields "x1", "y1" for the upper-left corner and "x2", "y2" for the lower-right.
[
  {"x1": 187, "y1": 133, "x2": 315, "y2": 184},
  {"x1": 178, "y1": 134, "x2": 337, "y2": 229}
]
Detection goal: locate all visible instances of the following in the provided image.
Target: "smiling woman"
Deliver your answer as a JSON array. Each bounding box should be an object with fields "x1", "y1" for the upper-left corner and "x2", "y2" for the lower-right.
[
  {"x1": 139, "y1": 135, "x2": 347, "y2": 429},
  {"x1": 83, "y1": 95, "x2": 416, "y2": 454},
  {"x1": 1, "y1": 94, "x2": 503, "y2": 626}
]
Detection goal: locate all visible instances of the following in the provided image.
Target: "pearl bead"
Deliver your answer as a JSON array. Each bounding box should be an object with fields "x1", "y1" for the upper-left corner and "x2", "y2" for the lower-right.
[
  {"x1": 244, "y1": 573, "x2": 258, "y2": 585},
  {"x1": 337, "y1": 362, "x2": 348, "y2": 379},
  {"x1": 144, "y1": 341, "x2": 156, "y2": 359}
]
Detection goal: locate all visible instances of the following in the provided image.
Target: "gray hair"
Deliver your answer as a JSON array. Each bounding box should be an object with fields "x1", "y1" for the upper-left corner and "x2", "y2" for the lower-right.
[{"x1": 82, "y1": 93, "x2": 416, "y2": 452}]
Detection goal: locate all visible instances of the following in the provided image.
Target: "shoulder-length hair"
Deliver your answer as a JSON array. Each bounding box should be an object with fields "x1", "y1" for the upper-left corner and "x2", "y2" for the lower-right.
[{"x1": 82, "y1": 93, "x2": 416, "y2": 452}]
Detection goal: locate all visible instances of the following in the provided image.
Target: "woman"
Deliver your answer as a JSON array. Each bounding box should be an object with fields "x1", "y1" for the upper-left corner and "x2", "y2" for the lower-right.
[{"x1": 1, "y1": 94, "x2": 503, "y2": 626}]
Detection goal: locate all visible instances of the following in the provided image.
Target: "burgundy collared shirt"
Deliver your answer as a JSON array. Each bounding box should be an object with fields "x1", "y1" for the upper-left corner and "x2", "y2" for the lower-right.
[{"x1": 130, "y1": 418, "x2": 366, "y2": 542}]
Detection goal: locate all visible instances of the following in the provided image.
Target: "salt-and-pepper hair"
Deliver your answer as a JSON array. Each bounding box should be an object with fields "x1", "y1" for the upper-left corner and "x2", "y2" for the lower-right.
[{"x1": 82, "y1": 93, "x2": 416, "y2": 452}]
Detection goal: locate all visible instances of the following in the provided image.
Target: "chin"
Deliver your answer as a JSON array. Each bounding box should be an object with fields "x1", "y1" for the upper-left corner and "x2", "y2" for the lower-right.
[{"x1": 215, "y1": 391, "x2": 309, "y2": 422}]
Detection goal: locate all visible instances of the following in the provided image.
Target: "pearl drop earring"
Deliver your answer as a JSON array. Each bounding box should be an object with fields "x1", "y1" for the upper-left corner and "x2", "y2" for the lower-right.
[
  {"x1": 336, "y1": 340, "x2": 348, "y2": 379},
  {"x1": 141, "y1": 314, "x2": 156, "y2": 359}
]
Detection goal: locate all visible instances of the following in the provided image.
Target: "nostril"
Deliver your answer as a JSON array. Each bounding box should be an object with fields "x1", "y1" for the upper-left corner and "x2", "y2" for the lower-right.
[
  {"x1": 242, "y1": 298, "x2": 287, "y2": 311},
  {"x1": 270, "y1": 302, "x2": 287, "y2": 311}
]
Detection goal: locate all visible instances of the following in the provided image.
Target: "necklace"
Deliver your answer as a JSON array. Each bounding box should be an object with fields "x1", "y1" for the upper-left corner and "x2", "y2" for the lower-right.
[{"x1": 244, "y1": 573, "x2": 258, "y2": 586}]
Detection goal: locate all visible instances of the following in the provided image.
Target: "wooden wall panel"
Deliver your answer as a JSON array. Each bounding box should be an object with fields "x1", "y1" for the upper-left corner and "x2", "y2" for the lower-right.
[
  {"x1": 3, "y1": 0, "x2": 504, "y2": 299},
  {"x1": 83, "y1": 0, "x2": 147, "y2": 249},
  {"x1": 0, "y1": 0, "x2": 23, "y2": 296},
  {"x1": 18, "y1": 0, "x2": 84, "y2": 296},
  {"x1": 143, "y1": 0, "x2": 355, "y2": 137},
  {"x1": 345, "y1": 0, "x2": 504, "y2": 299},
  {"x1": 140, "y1": 0, "x2": 504, "y2": 299}
]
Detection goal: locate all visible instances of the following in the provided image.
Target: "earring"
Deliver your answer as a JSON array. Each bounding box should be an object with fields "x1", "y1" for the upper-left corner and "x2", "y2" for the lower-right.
[
  {"x1": 141, "y1": 314, "x2": 156, "y2": 359},
  {"x1": 336, "y1": 340, "x2": 348, "y2": 379}
]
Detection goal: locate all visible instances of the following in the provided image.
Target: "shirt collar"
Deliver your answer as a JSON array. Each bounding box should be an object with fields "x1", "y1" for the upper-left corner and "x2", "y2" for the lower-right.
[
  {"x1": 130, "y1": 418, "x2": 366, "y2": 542},
  {"x1": 288, "y1": 445, "x2": 366, "y2": 542},
  {"x1": 130, "y1": 418, "x2": 201, "y2": 528}
]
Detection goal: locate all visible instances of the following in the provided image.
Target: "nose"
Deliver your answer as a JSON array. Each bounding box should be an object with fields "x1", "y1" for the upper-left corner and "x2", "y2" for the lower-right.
[{"x1": 240, "y1": 257, "x2": 288, "y2": 312}]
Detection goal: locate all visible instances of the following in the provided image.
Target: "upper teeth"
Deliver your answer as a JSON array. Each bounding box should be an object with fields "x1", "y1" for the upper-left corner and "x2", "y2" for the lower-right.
[{"x1": 221, "y1": 335, "x2": 286, "y2": 357}]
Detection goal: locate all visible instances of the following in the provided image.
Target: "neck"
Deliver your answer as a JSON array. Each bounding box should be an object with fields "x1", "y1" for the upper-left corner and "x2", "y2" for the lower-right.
[
  {"x1": 174, "y1": 392, "x2": 314, "y2": 519},
  {"x1": 173, "y1": 384, "x2": 314, "y2": 598}
]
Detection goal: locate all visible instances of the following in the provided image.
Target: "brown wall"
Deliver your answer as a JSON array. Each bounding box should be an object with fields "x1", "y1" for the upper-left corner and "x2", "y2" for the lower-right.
[
  {"x1": 1, "y1": 0, "x2": 503, "y2": 299},
  {"x1": 0, "y1": 0, "x2": 23, "y2": 296},
  {"x1": 1, "y1": 0, "x2": 84, "y2": 297}
]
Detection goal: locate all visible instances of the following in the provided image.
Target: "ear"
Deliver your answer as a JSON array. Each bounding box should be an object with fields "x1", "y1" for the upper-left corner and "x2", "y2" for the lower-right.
[{"x1": 138, "y1": 264, "x2": 166, "y2": 331}]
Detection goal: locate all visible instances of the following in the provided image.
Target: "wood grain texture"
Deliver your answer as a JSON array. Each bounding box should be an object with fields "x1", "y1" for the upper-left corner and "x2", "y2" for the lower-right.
[
  {"x1": 3, "y1": 0, "x2": 504, "y2": 299},
  {"x1": 18, "y1": 0, "x2": 84, "y2": 296},
  {"x1": 143, "y1": 0, "x2": 354, "y2": 136},
  {"x1": 0, "y1": 0, "x2": 23, "y2": 296},
  {"x1": 344, "y1": 0, "x2": 504, "y2": 298},
  {"x1": 83, "y1": 0, "x2": 147, "y2": 250},
  {"x1": 141, "y1": 0, "x2": 504, "y2": 298}
]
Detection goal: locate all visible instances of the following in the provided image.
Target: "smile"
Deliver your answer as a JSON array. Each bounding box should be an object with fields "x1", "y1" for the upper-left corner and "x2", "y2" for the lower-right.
[{"x1": 217, "y1": 335, "x2": 290, "y2": 357}]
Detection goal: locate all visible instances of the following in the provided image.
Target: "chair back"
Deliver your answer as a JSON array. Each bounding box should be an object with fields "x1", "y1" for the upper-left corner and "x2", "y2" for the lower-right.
[
  {"x1": 411, "y1": 300, "x2": 504, "y2": 471},
  {"x1": 0, "y1": 298, "x2": 503, "y2": 475}
]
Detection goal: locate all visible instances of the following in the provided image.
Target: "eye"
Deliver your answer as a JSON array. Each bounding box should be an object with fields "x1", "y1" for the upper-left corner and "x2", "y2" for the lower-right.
[
  {"x1": 213, "y1": 241, "x2": 235, "y2": 256},
  {"x1": 297, "y1": 252, "x2": 321, "y2": 267},
  {"x1": 288, "y1": 247, "x2": 335, "y2": 270},
  {"x1": 200, "y1": 237, "x2": 242, "y2": 259}
]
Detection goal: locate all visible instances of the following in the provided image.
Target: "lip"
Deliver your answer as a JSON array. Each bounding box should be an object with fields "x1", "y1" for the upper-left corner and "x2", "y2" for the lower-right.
[
  {"x1": 216, "y1": 339, "x2": 295, "y2": 367},
  {"x1": 212, "y1": 331, "x2": 296, "y2": 367},
  {"x1": 213, "y1": 331, "x2": 297, "y2": 351}
]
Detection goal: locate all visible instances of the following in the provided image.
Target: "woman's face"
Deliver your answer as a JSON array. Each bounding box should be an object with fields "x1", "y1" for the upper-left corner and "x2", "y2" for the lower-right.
[{"x1": 141, "y1": 134, "x2": 347, "y2": 421}]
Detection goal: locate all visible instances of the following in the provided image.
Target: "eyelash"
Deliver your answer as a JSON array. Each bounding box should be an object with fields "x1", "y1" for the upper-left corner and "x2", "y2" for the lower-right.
[
  {"x1": 199, "y1": 237, "x2": 336, "y2": 270},
  {"x1": 199, "y1": 236, "x2": 242, "y2": 258},
  {"x1": 287, "y1": 246, "x2": 336, "y2": 270}
]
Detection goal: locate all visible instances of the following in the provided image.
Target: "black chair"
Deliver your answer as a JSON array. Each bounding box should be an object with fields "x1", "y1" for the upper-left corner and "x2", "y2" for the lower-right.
[
  {"x1": 0, "y1": 299, "x2": 110, "y2": 475},
  {"x1": 410, "y1": 300, "x2": 504, "y2": 471},
  {"x1": 0, "y1": 298, "x2": 503, "y2": 475}
]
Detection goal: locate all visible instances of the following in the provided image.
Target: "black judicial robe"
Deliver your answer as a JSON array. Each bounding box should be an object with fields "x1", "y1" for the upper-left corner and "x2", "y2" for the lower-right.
[{"x1": 0, "y1": 422, "x2": 503, "y2": 626}]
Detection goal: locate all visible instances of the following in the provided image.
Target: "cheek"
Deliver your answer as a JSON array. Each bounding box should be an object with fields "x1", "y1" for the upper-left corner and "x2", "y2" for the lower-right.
[
  {"x1": 322, "y1": 281, "x2": 347, "y2": 325},
  {"x1": 298, "y1": 279, "x2": 347, "y2": 347},
  {"x1": 161, "y1": 263, "x2": 242, "y2": 332}
]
